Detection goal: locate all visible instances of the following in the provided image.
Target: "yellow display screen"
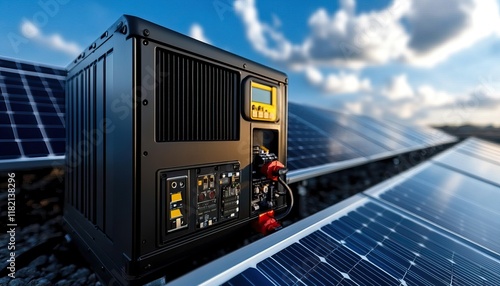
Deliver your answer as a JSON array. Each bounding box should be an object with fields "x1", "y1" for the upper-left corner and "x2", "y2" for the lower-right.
[
  {"x1": 252, "y1": 86, "x2": 272, "y2": 104},
  {"x1": 250, "y1": 82, "x2": 277, "y2": 122}
]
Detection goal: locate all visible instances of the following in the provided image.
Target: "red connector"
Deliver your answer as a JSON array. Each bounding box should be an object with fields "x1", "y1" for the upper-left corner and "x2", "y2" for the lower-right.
[
  {"x1": 261, "y1": 160, "x2": 285, "y2": 181},
  {"x1": 253, "y1": 210, "x2": 282, "y2": 235}
]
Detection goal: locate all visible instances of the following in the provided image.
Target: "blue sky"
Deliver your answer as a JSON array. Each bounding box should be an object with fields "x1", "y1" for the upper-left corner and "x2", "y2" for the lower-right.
[{"x1": 2, "y1": 0, "x2": 500, "y2": 127}]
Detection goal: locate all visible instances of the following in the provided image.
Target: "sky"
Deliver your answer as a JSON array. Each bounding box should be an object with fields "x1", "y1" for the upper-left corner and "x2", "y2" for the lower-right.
[{"x1": 2, "y1": 0, "x2": 500, "y2": 127}]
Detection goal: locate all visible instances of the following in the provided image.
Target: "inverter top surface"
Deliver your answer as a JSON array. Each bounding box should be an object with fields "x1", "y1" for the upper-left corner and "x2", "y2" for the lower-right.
[{"x1": 67, "y1": 15, "x2": 287, "y2": 84}]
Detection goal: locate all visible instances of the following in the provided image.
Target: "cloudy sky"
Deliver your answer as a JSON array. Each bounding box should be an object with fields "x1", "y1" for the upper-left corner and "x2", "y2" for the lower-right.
[{"x1": 2, "y1": 0, "x2": 500, "y2": 127}]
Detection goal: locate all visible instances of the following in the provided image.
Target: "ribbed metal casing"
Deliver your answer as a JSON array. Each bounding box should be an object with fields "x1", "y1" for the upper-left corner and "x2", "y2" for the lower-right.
[{"x1": 156, "y1": 48, "x2": 240, "y2": 142}]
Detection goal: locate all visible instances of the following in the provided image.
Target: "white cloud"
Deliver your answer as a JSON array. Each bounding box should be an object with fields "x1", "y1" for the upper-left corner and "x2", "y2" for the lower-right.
[
  {"x1": 344, "y1": 78, "x2": 500, "y2": 126},
  {"x1": 304, "y1": 66, "x2": 323, "y2": 85},
  {"x1": 323, "y1": 72, "x2": 371, "y2": 93},
  {"x1": 416, "y1": 85, "x2": 455, "y2": 107},
  {"x1": 234, "y1": 0, "x2": 293, "y2": 61},
  {"x1": 304, "y1": 67, "x2": 371, "y2": 94},
  {"x1": 189, "y1": 23, "x2": 211, "y2": 44},
  {"x1": 381, "y1": 74, "x2": 414, "y2": 100},
  {"x1": 21, "y1": 20, "x2": 81, "y2": 57},
  {"x1": 403, "y1": 0, "x2": 500, "y2": 67},
  {"x1": 234, "y1": 0, "x2": 500, "y2": 69}
]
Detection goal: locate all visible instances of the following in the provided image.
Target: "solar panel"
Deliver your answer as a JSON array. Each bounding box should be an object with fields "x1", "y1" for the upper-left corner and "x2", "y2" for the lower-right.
[
  {"x1": 0, "y1": 57, "x2": 66, "y2": 170},
  {"x1": 169, "y1": 138, "x2": 500, "y2": 285},
  {"x1": 287, "y1": 103, "x2": 457, "y2": 183}
]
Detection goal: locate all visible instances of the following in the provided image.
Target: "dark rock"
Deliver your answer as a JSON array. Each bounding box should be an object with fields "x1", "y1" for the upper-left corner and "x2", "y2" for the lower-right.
[
  {"x1": 44, "y1": 272, "x2": 57, "y2": 282},
  {"x1": 87, "y1": 273, "x2": 97, "y2": 284},
  {"x1": 8, "y1": 278, "x2": 28, "y2": 286},
  {"x1": 29, "y1": 255, "x2": 48, "y2": 268},
  {"x1": 21, "y1": 224, "x2": 41, "y2": 234},
  {"x1": 43, "y1": 262, "x2": 62, "y2": 273},
  {"x1": 0, "y1": 277, "x2": 11, "y2": 285},
  {"x1": 69, "y1": 268, "x2": 90, "y2": 282},
  {"x1": 15, "y1": 266, "x2": 40, "y2": 278},
  {"x1": 59, "y1": 264, "x2": 76, "y2": 278},
  {"x1": 54, "y1": 279, "x2": 73, "y2": 286},
  {"x1": 27, "y1": 278, "x2": 52, "y2": 286}
]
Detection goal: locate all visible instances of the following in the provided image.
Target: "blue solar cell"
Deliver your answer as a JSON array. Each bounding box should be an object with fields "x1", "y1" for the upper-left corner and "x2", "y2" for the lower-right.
[
  {"x1": 31, "y1": 88, "x2": 50, "y2": 99},
  {"x1": 222, "y1": 268, "x2": 275, "y2": 286},
  {"x1": 300, "y1": 262, "x2": 344, "y2": 285},
  {"x1": 0, "y1": 71, "x2": 22, "y2": 81},
  {"x1": 8, "y1": 101, "x2": 33, "y2": 112},
  {"x1": 21, "y1": 141, "x2": 49, "y2": 157},
  {"x1": 6, "y1": 85, "x2": 26, "y2": 95},
  {"x1": 0, "y1": 126, "x2": 14, "y2": 139},
  {"x1": 50, "y1": 140, "x2": 65, "y2": 155},
  {"x1": 37, "y1": 66, "x2": 58, "y2": 75},
  {"x1": 25, "y1": 75, "x2": 45, "y2": 87},
  {"x1": 19, "y1": 62, "x2": 38, "y2": 72},
  {"x1": 40, "y1": 114, "x2": 63, "y2": 126},
  {"x1": 45, "y1": 78, "x2": 65, "y2": 90},
  {"x1": 45, "y1": 127, "x2": 65, "y2": 139},
  {"x1": 13, "y1": 113, "x2": 37, "y2": 125},
  {"x1": 0, "y1": 142, "x2": 21, "y2": 159},
  {"x1": 17, "y1": 127, "x2": 43, "y2": 139},
  {"x1": 36, "y1": 104, "x2": 58, "y2": 114},
  {"x1": 257, "y1": 258, "x2": 299, "y2": 285},
  {"x1": 0, "y1": 58, "x2": 18, "y2": 69}
]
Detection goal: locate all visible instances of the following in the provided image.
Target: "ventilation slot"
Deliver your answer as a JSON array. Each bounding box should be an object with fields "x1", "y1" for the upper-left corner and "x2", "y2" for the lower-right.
[{"x1": 156, "y1": 48, "x2": 240, "y2": 142}]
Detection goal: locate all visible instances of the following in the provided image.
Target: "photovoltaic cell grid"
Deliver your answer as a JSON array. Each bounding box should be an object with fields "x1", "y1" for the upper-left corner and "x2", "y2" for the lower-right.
[
  {"x1": 169, "y1": 138, "x2": 500, "y2": 286},
  {"x1": 0, "y1": 57, "x2": 66, "y2": 170},
  {"x1": 371, "y1": 138, "x2": 500, "y2": 255},
  {"x1": 287, "y1": 102, "x2": 457, "y2": 183}
]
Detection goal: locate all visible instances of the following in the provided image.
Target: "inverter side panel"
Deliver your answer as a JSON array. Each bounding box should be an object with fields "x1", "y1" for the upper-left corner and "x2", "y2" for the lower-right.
[{"x1": 64, "y1": 22, "x2": 138, "y2": 284}]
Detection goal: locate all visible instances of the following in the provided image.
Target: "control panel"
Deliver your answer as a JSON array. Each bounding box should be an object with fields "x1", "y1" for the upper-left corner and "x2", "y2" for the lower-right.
[
  {"x1": 251, "y1": 146, "x2": 286, "y2": 215},
  {"x1": 159, "y1": 163, "x2": 241, "y2": 243}
]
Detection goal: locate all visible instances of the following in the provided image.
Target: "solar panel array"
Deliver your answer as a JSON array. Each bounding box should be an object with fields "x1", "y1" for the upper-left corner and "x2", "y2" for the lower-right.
[
  {"x1": 169, "y1": 138, "x2": 500, "y2": 286},
  {"x1": 286, "y1": 102, "x2": 457, "y2": 183},
  {"x1": 0, "y1": 57, "x2": 66, "y2": 170}
]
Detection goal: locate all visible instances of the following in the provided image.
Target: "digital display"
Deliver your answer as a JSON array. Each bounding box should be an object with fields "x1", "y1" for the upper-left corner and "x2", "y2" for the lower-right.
[{"x1": 252, "y1": 86, "x2": 272, "y2": 104}]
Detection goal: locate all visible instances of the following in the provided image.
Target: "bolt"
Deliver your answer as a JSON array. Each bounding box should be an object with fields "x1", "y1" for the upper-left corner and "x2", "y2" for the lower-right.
[
  {"x1": 143, "y1": 29, "x2": 150, "y2": 37},
  {"x1": 143, "y1": 151, "x2": 148, "y2": 156},
  {"x1": 143, "y1": 40, "x2": 149, "y2": 46},
  {"x1": 243, "y1": 63, "x2": 247, "y2": 69},
  {"x1": 143, "y1": 99, "x2": 148, "y2": 106}
]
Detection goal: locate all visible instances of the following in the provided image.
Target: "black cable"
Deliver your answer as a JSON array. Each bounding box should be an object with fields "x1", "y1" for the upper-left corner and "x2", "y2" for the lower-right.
[{"x1": 275, "y1": 176, "x2": 294, "y2": 221}]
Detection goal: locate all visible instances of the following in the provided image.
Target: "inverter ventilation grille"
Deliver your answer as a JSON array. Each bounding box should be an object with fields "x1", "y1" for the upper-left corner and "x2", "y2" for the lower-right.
[{"x1": 156, "y1": 48, "x2": 240, "y2": 142}]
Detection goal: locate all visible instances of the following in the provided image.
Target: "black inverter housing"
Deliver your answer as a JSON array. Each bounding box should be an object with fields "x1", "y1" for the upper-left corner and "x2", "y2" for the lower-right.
[{"x1": 64, "y1": 15, "x2": 288, "y2": 285}]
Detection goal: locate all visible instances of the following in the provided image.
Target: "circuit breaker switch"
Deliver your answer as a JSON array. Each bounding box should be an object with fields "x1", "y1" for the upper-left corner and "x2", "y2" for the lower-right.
[
  {"x1": 170, "y1": 209, "x2": 182, "y2": 219},
  {"x1": 171, "y1": 192, "x2": 182, "y2": 203}
]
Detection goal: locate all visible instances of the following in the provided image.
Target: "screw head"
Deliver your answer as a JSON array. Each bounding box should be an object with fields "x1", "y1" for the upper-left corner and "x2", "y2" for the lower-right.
[
  {"x1": 143, "y1": 99, "x2": 148, "y2": 106},
  {"x1": 143, "y1": 151, "x2": 148, "y2": 156},
  {"x1": 143, "y1": 40, "x2": 149, "y2": 46},
  {"x1": 143, "y1": 29, "x2": 150, "y2": 37}
]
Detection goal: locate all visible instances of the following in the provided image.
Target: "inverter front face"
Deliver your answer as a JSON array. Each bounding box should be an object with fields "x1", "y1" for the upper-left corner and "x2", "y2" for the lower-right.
[{"x1": 64, "y1": 15, "x2": 288, "y2": 285}]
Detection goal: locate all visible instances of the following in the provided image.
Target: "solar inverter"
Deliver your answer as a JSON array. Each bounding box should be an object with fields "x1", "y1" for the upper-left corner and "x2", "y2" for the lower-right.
[{"x1": 64, "y1": 15, "x2": 288, "y2": 285}]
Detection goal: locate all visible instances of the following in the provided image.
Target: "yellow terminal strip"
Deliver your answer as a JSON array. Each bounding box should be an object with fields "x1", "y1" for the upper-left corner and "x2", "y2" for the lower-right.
[
  {"x1": 171, "y1": 192, "x2": 182, "y2": 203},
  {"x1": 170, "y1": 209, "x2": 182, "y2": 219}
]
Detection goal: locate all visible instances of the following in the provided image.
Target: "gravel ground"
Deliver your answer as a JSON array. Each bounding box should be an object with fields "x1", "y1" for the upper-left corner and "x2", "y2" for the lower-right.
[{"x1": 0, "y1": 145, "x2": 450, "y2": 285}]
